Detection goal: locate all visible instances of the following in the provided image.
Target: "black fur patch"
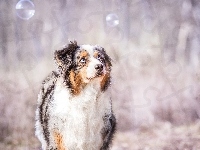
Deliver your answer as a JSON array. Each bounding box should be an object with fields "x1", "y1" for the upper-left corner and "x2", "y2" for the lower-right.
[
  {"x1": 54, "y1": 41, "x2": 79, "y2": 87},
  {"x1": 38, "y1": 71, "x2": 58, "y2": 147},
  {"x1": 94, "y1": 46, "x2": 112, "y2": 68},
  {"x1": 101, "y1": 113, "x2": 116, "y2": 150},
  {"x1": 101, "y1": 75, "x2": 111, "y2": 92}
]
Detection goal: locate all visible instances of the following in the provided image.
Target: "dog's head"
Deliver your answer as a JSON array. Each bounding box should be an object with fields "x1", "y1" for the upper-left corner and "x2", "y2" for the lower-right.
[{"x1": 54, "y1": 41, "x2": 112, "y2": 95}]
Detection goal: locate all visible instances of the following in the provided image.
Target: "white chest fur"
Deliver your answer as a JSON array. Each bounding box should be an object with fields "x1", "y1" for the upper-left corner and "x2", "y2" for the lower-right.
[{"x1": 50, "y1": 79, "x2": 111, "y2": 150}]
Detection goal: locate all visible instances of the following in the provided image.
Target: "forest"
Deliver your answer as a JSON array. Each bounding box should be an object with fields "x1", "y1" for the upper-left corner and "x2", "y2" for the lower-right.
[{"x1": 0, "y1": 0, "x2": 200, "y2": 149}]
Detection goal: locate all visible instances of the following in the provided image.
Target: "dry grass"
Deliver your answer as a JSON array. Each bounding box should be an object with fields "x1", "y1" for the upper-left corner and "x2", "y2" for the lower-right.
[
  {"x1": 0, "y1": 61, "x2": 51, "y2": 150},
  {"x1": 112, "y1": 121, "x2": 200, "y2": 150},
  {"x1": 1, "y1": 121, "x2": 200, "y2": 150}
]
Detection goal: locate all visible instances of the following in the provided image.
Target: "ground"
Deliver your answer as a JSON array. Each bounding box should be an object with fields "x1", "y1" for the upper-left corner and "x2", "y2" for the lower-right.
[
  {"x1": 0, "y1": 121, "x2": 200, "y2": 150},
  {"x1": 112, "y1": 121, "x2": 200, "y2": 150}
]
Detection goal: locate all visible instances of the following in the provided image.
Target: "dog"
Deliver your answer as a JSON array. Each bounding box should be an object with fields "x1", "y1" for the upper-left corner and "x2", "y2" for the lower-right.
[{"x1": 35, "y1": 41, "x2": 116, "y2": 150}]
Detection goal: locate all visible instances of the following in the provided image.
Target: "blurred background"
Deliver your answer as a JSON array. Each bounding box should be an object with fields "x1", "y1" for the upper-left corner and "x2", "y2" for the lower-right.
[{"x1": 1, "y1": 0, "x2": 200, "y2": 149}]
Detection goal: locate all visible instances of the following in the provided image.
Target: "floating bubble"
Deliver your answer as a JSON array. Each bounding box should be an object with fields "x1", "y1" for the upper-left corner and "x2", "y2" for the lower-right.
[
  {"x1": 16, "y1": 0, "x2": 35, "y2": 20},
  {"x1": 106, "y1": 13, "x2": 119, "y2": 27}
]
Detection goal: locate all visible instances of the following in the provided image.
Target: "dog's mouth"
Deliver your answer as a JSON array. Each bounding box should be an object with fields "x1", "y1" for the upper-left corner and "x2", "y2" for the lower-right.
[
  {"x1": 86, "y1": 71, "x2": 104, "y2": 81},
  {"x1": 96, "y1": 70, "x2": 104, "y2": 77}
]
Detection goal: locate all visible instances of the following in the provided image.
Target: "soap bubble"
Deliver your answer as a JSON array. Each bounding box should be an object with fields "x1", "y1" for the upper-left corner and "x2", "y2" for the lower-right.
[
  {"x1": 106, "y1": 13, "x2": 119, "y2": 27},
  {"x1": 16, "y1": 0, "x2": 35, "y2": 20}
]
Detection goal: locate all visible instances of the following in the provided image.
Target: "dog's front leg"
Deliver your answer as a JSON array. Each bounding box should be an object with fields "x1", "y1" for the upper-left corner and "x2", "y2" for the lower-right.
[{"x1": 101, "y1": 114, "x2": 116, "y2": 150}]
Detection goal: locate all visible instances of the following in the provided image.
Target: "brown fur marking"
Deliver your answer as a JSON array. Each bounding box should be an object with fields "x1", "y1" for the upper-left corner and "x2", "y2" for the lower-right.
[
  {"x1": 93, "y1": 51, "x2": 99, "y2": 58},
  {"x1": 53, "y1": 131, "x2": 66, "y2": 150},
  {"x1": 100, "y1": 62, "x2": 111, "y2": 91},
  {"x1": 100, "y1": 72, "x2": 110, "y2": 91},
  {"x1": 79, "y1": 50, "x2": 88, "y2": 58},
  {"x1": 69, "y1": 70, "x2": 87, "y2": 95}
]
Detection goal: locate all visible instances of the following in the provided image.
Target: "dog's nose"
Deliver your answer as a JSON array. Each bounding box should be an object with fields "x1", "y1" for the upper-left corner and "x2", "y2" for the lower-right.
[{"x1": 95, "y1": 64, "x2": 103, "y2": 71}]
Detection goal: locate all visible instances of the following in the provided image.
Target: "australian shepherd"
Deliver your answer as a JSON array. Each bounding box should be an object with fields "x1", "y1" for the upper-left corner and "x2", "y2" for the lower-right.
[{"x1": 35, "y1": 41, "x2": 116, "y2": 150}]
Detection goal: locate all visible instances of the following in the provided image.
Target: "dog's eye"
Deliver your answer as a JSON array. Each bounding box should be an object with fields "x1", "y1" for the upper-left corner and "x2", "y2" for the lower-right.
[
  {"x1": 80, "y1": 57, "x2": 86, "y2": 63},
  {"x1": 97, "y1": 54, "x2": 104, "y2": 62},
  {"x1": 97, "y1": 54, "x2": 101, "y2": 59},
  {"x1": 97, "y1": 54, "x2": 104, "y2": 60}
]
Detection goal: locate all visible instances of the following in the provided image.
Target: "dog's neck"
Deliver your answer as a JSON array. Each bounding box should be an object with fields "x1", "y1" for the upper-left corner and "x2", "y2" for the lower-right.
[{"x1": 58, "y1": 76, "x2": 102, "y2": 97}]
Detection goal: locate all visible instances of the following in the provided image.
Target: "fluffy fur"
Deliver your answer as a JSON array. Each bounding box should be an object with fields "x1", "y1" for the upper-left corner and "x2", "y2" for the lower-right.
[{"x1": 35, "y1": 41, "x2": 116, "y2": 150}]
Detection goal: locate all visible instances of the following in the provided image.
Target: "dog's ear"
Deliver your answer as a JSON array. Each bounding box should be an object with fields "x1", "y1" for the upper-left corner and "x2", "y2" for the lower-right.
[
  {"x1": 103, "y1": 48, "x2": 112, "y2": 69},
  {"x1": 54, "y1": 41, "x2": 79, "y2": 74},
  {"x1": 95, "y1": 46, "x2": 112, "y2": 68}
]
